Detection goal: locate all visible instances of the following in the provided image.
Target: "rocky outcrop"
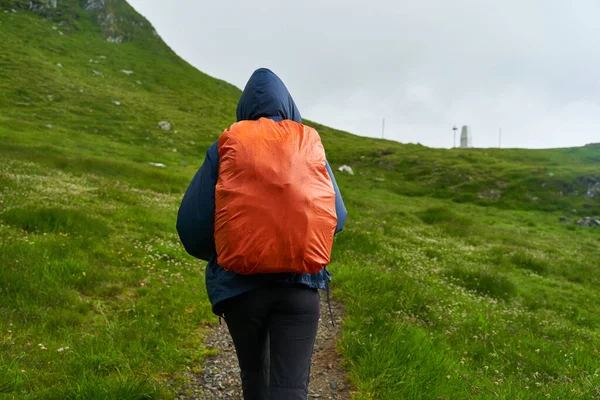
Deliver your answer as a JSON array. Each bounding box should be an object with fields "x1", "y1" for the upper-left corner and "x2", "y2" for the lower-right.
[
  {"x1": 4, "y1": 0, "x2": 162, "y2": 45},
  {"x1": 82, "y1": 0, "x2": 104, "y2": 11},
  {"x1": 5, "y1": 0, "x2": 103, "y2": 18},
  {"x1": 28, "y1": 0, "x2": 57, "y2": 13},
  {"x1": 587, "y1": 182, "x2": 600, "y2": 199},
  {"x1": 106, "y1": 36, "x2": 124, "y2": 44},
  {"x1": 577, "y1": 217, "x2": 600, "y2": 227}
]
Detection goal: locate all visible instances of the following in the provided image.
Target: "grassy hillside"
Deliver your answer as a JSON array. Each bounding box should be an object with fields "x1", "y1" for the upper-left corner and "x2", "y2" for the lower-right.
[{"x1": 1, "y1": 1, "x2": 600, "y2": 399}]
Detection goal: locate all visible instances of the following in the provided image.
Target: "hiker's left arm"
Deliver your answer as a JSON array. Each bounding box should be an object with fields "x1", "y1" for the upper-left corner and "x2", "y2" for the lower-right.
[
  {"x1": 326, "y1": 160, "x2": 347, "y2": 234},
  {"x1": 177, "y1": 141, "x2": 219, "y2": 261}
]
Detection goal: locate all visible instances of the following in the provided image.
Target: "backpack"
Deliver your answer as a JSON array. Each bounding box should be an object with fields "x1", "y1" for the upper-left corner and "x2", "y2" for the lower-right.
[{"x1": 214, "y1": 117, "x2": 337, "y2": 275}]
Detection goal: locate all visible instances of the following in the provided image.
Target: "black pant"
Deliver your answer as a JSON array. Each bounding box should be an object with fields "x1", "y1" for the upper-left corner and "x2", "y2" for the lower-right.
[{"x1": 222, "y1": 286, "x2": 320, "y2": 400}]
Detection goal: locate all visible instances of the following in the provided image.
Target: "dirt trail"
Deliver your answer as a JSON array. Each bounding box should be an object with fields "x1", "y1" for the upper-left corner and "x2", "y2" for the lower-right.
[{"x1": 172, "y1": 293, "x2": 353, "y2": 399}]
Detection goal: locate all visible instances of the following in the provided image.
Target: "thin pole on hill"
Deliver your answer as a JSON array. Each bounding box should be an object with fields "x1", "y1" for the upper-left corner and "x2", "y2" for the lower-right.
[
  {"x1": 499, "y1": 128, "x2": 502, "y2": 148},
  {"x1": 453, "y1": 125, "x2": 458, "y2": 148},
  {"x1": 381, "y1": 118, "x2": 386, "y2": 139}
]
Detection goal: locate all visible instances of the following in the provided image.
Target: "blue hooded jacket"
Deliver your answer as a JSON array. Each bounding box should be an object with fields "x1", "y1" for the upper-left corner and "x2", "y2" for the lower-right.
[{"x1": 177, "y1": 68, "x2": 347, "y2": 315}]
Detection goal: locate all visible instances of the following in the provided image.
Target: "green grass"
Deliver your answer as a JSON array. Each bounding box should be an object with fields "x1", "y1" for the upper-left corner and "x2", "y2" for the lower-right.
[{"x1": 1, "y1": 1, "x2": 600, "y2": 399}]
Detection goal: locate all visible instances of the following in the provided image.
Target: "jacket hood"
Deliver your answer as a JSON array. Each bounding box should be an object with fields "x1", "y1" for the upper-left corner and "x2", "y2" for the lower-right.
[{"x1": 236, "y1": 68, "x2": 302, "y2": 123}]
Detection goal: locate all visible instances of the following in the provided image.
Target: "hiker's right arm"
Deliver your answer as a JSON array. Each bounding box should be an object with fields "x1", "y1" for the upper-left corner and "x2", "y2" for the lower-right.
[
  {"x1": 177, "y1": 142, "x2": 219, "y2": 261},
  {"x1": 325, "y1": 160, "x2": 348, "y2": 234}
]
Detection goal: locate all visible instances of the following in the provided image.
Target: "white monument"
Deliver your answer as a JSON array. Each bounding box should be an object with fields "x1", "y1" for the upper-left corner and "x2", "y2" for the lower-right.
[{"x1": 460, "y1": 126, "x2": 472, "y2": 148}]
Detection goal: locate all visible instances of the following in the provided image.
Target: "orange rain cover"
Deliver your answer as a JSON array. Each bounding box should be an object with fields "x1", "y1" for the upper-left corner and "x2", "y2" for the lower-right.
[{"x1": 215, "y1": 118, "x2": 338, "y2": 275}]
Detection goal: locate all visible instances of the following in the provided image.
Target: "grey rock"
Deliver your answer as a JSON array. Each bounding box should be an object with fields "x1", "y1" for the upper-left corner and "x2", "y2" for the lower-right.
[
  {"x1": 559, "y1": 217, "x2": 569, "y2": 223},
  {"x1": 587, "y1": 183, "x2": 600, "y2": 199},
  {"x1": 92, "y1": 70, "x2": 103, "y2": 77},
  {"x1": 100, "y1": 12, "x2": 115, "y2": 29},
  {"x1": 106, "y1": 36, "x2": 124, "y2": 44},
  {"x1": 29, "y1": 0, "x2": 57, "y2": 13},
  {"x1": 121, "y1": 69, "x2": 134, "y2": 75},
  {"x1": 577, "y1": 217, "x2": 600, "y2": 227},
  {"x1": 338, "y1": 165, "x2": 354, "y2": 175},
  {"x1": 158, "y1": 121, "x2": 172, "y2": 131},
  {"x1": 83, "y1": 0, "x2": 105, "y2": 12}
]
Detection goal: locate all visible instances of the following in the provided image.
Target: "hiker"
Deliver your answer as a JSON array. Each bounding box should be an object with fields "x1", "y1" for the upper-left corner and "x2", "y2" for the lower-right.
[{"x1": 176, "y1": 68, "x2": 347, "y2": 400}]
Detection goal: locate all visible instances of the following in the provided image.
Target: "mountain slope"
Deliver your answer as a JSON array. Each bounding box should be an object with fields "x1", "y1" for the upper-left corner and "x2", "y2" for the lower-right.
[{"x1": 1, "y1": 1, "x2": 600, "y2": 399}]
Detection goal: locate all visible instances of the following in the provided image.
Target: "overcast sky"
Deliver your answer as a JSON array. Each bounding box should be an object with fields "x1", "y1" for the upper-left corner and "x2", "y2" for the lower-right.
[{"x1": 128, "y1": 0, "x2": 600, "y2": 149}]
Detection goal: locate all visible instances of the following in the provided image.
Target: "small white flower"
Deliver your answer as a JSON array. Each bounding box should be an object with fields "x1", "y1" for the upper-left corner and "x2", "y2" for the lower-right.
[{"x1": 57, "y1": 348, "x2": 64, "y2": 352}]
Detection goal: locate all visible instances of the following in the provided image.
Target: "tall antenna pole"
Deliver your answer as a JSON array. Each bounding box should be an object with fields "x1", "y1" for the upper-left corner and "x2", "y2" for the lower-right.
[
  {"x1": 382, "y1": 118, "x2": 386, "y2": 139},
  {"x1": 452, "y1": 125, "x2": 458, "y2": 148},
  {"x1": 499, "y1": 128, "x2": 502, "y2": 148}
]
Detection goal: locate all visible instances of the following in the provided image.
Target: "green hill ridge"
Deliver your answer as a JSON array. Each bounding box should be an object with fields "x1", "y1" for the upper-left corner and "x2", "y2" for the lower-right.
[{"x1": 1, "y1": 1, "x2": 600, "y2": 398}]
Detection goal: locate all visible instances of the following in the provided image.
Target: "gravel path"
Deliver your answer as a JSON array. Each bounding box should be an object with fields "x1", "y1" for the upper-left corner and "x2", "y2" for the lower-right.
[{"x1": 172, "y1": 292, "x2": 353, "y2": 399}]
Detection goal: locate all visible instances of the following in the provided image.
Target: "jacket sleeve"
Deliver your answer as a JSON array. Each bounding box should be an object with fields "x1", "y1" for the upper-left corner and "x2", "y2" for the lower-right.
[
  {"x1": 177, "y1": 141, "x2": 220, "y2": 261},
  {"x1": 325, "y1": 161, "x2": 348, "y2": 234}
]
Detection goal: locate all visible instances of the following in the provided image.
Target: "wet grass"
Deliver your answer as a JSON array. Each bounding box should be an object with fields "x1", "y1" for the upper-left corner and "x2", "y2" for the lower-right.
[{"x1": 1, "y1": 2, "x2": 600, "y2": 399}]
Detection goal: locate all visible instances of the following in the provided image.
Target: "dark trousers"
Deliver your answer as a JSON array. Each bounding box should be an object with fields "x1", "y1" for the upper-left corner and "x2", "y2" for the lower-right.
[{"x1": 222, "y1": 286, "x2": 320, "y2": 400}]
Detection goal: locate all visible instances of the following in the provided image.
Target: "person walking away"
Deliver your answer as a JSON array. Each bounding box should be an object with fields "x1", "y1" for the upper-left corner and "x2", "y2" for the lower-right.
[{"x1": 177, "y1": 68, "x2": 347, "y2": 400}]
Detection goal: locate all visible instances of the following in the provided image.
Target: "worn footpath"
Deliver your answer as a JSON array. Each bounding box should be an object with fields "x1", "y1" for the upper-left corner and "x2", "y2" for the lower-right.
[{"x1": 172, "y1": 293, "x2": 353, "y2": 399}]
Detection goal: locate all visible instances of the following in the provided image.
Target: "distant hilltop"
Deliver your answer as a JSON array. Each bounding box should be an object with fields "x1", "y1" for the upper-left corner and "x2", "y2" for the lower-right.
[{"x1": 3, "y1": 0, "x2": 161, "y2": 43}]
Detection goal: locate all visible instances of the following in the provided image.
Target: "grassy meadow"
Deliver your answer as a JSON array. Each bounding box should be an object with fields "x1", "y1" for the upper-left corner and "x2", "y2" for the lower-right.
[{"x1": 1, "y1": 1, "x2": 600, "y2": 399}]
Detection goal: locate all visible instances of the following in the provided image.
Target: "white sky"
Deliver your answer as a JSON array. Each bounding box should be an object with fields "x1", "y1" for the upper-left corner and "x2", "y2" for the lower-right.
[{"x1": 128, "y1": 0, "x2": 600, "y2": 149}]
